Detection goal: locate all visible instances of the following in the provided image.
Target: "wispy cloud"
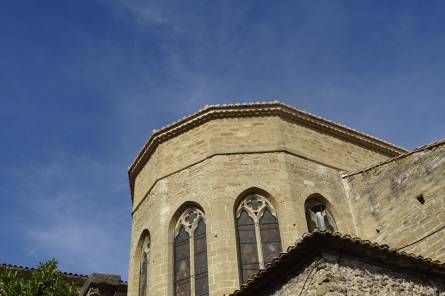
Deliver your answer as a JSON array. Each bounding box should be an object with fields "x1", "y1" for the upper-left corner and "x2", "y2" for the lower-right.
[
  {"x1": 117, "y1": 1, "x2": 445, "y2": 149},
  {"x1": 2, "y1": 0, "x2": 445, "y2": 282},
  {"x1": 94, "y1": 0, "x2": 254, "y2": 112},
  {"x1": 11, "y1": 155, "x2": 130, "y2": 277}
]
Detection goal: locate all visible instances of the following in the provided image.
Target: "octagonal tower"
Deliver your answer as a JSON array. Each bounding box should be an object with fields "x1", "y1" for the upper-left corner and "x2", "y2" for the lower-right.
[{"x1": 127, "y1": 102, "x2": 405, "y2": 296}]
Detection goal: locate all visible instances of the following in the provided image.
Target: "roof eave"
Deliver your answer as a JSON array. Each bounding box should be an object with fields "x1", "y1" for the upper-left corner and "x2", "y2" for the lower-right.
[
  {"x1": 230, "y1": 231, "x2": 445, "y2": 296},
  {"x1": 127, "y1": 102, "x2": 408, "y2": 203}
]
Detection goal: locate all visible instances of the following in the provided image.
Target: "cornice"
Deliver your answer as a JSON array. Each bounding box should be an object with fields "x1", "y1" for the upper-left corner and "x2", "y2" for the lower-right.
[{"x1": 128, "y1": 101, "x2": 408, "y2": 202}]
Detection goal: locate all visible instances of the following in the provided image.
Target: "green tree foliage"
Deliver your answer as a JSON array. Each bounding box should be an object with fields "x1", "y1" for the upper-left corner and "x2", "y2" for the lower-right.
[{"x1": 0, "y1": 259, "x2": 78, "y2": 296}]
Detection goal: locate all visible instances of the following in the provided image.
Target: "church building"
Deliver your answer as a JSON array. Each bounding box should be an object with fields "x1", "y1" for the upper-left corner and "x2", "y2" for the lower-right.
[{"x1": 127, "y1": 102, "x2": 445, "y2": 296}]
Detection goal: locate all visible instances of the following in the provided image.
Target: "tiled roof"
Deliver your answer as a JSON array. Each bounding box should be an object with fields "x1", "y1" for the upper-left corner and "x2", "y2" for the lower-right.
[
  {"x1": 230, "y1": 230, "x2": 445, "y2": 296},
  {"x1": 0, "y1": 263, "x2": 129, "y2": 286},
  {"x1": 0, "y1": 263, "x2": 88, "y2": 279},
  {"x1": 128, "y1": 101, "x2": 408, "y2": 201}
]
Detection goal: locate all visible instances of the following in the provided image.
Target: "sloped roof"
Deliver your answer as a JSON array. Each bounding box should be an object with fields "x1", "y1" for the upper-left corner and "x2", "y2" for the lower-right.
[
  {"x1": 0, "y1": 263, "x2": 88, "y2": 279},
  {"x1": 0, "y1": 263, "x2": 128, "y2": 289},
  {"x1": 0, "y1": 263, "x2": 128, "y2": 295},
  {"x1": 128, "y1": 101, "x2": 408, "y2": 201},
  {"x1": 0, "y1": 263, "x2": 88, "y2": 288},
  {"x1": 230, "y1": 231, "x2": 445, "y2": 296}
]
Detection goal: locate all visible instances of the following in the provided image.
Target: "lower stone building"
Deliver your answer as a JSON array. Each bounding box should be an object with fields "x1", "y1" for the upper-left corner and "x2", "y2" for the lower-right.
[{"x1": 230, "y1": 231, "x2": 445, "y2": 296}]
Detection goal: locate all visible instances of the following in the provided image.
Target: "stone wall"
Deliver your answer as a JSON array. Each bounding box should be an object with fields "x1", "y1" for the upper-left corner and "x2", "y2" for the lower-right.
[
  {"x1": 270, "y1": 255, "x2": 445, "y2": 296},
  {"x1": 128, "y1": 151, "x2": 366, "y2": 296},
  {"x1": 128, "y1": 115, "x2": 394, "y2": 296},
  {"x1": 345, "y1": 142, "x2": 445, "y2": 262},
  {"x1": 132, "y1": 116, "x2": 390, "y2": 210},
  {"x1": 128, "y1": 111, "x2": 411, "y2": 296}
]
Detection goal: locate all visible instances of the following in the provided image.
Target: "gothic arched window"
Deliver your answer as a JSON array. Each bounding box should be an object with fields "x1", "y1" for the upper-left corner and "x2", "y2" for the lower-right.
[
  {"x1": 174, "y1": 207, "x2": 209, "y2": 296},
  {"x1": 305, "y1": 198, "x2": 336, "y2": 232},
  {"x1": 235, "y1": 194, "x2": 282, "y2": 283},
  {"x1": 139, "y1": 233, "x2": 150, "y2": 296}
]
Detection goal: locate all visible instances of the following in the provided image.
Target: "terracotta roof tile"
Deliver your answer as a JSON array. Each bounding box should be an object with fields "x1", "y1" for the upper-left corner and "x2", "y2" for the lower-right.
[{"x1": 230, "y1": 230, "x2": 445, "y2": 296}]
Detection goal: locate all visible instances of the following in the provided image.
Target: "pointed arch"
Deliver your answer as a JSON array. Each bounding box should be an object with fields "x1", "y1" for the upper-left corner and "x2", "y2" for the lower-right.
[
  {"x1": 172, "y1": 205, "x2": 209, "y2": 296},
  {"x1": 234, "y1": 190, "x2": 282, "y2": 283},
  {"x1": 305, "y1": 194, "x2": 337, "y2": 232},
  {"x1": 234, "y1": 187, "x2": 279, "y2": 213},
  {"x1": 137, "y1": 230, "x2": 150, "y2": 296}
]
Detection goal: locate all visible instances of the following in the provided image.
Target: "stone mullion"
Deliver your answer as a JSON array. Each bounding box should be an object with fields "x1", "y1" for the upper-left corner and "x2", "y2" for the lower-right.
[
  {"x1": 189, "y1": 233, "x2": 195, "y2": 296},
  {"x1": 254, "y1": 219, "x2": 264, "y2": 269}
]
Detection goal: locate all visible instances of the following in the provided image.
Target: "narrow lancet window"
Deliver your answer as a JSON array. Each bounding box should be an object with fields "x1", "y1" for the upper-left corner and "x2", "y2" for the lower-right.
[
  {"x1": 237, "y1": 210, "x2": 259, "y2": 282},
  {"x1": 175, "y1": 226, "x2": 191, "y2": 296},
  {"x1": 174, "y1": 207, "x2": 209, "y2": 296},
  {"x1": 194, "y1": 219, "x2": 209, "y2": 296},
  {"x1": 235, "y1": 193, "x2": 282, "y2": 283},
  {"x1": 139, "y1": 233, "x2": 150, "y2": 296},
  {"x1": 259, "y1": 209, "x2": 281, "y2": 264},
  {"x1": 305, "y1": 198, "x2": 336, "y2": 232}
]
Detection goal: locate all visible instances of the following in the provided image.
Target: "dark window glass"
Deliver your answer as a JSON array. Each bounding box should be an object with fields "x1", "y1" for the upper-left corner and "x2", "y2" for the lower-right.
[
  {"x1": 139, "y1": 252, "x2": 148, "y2": 296},
  {"x1": 194, "y1": 219, "x2": 209, "y2": 296},
  {"x1": 236, "y1": 210, "x2": 259, "y2": 283},
  {"x1": 259, "y1": 209, "x2": 282, "y2": 264},
  {"x1": 175, "y1": 227, "x2": 191, "y2": 296}
]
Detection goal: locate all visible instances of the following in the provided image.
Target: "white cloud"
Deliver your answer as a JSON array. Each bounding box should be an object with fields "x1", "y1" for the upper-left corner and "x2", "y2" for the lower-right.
[{"x1": 106, "y1": 0, "x2": 171, "y2": 27}]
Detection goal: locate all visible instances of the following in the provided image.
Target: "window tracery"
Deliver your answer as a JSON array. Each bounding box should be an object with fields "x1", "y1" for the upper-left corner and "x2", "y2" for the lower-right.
[
  {"x1": 235, "y1": 194, "x2": 282, "y2": 283},
  {"x1": 174, "y1": 207, "x2": 209, "y2": 296}
]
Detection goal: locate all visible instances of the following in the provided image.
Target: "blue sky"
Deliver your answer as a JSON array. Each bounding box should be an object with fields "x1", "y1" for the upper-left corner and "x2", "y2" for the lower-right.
[{"x1": 1, "y1": 0, "x2": 444, "y2": 279}]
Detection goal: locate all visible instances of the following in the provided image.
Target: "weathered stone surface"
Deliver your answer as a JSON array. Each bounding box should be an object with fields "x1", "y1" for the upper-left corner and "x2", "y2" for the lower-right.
[
  {"x1": 230, "y1": 231, "x2": 445, "y2": 296},
  {"x1": 271, "y1": 257, "x2": 445, "y2": 296},
  {"x1": 345, "y1": 143, "x2": 445, "y2": 262}
]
